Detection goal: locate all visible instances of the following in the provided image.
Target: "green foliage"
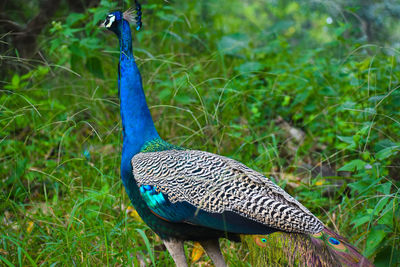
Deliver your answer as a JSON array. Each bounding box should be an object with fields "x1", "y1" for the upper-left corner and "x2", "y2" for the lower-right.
[{"x1": 1, "y1": 0, "x2": 399, "y2": 266}]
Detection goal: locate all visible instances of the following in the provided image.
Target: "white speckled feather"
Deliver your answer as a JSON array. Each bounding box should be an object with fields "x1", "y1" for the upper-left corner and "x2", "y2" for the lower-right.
[{"x1": 132, "y1": 149, "x2": 323, "y2": 234}]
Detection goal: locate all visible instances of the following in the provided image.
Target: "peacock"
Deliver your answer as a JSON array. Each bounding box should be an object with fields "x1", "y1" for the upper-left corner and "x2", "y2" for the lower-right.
[{"x1": 101, "y1": 6, "x2": 373, "y2": 267}]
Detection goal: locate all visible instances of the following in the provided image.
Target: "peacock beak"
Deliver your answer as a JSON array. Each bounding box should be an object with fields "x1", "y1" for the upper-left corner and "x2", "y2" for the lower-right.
[{"x1": 99, "y1": 20, "x2": 106, "y2": 28}]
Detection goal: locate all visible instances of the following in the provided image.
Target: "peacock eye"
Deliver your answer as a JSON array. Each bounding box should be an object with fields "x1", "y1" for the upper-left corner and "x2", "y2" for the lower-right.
[{"x1": 329, "y1": 237, "x2": 340, "y2": 245}]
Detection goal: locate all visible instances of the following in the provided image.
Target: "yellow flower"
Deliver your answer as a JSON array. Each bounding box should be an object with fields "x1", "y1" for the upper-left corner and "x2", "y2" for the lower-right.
[
  {"x1": 126, "y1": 206, "x2": 143, "y2": 222},
  {"x1": 191, "y1": 242, "x2": 204, "y2": 262},
  {"x1": 27, "y1": 221, "x2": 34, "y2": 234}
]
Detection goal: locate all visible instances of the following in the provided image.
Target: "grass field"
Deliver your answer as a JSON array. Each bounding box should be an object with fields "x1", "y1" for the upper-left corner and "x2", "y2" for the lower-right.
[{"x1": 1, "y1": 0, "x2": 399, "y2": 266}]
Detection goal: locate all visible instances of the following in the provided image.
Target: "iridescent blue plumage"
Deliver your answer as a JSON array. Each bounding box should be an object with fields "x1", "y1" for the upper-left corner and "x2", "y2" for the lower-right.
[
  {"x1": 103, "y1": 10, "x2": 237, "y2": 244},
  {"x1": 140, "y1": 185, "x2": 168, "y2": 209}
]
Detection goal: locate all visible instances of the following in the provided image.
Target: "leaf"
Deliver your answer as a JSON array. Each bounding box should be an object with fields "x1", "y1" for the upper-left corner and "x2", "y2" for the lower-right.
[
  {"x1": 86, "y1": 57, "x2": 104, "y2": 79},
  {"x1": 62, "y1": 28, "x2": 81, "y2": 37},
  {"x1": 374, "y1": 139, "x2": 397, "y2": 152},
  {"x1": 156, "y1": 12, "x2": 181, "y2": 23},
  {"x1": 159, "y1": 89, "x2": 171, "y2": 101},
  {"x1": 339, "y1": 101, "x2": 356, "y2": 110},
  {"x1": 338, "y1": 159, "x2": 367, "y2": 172},
  {"x1": 92, "y1": 9, "x2": 109, "y2": 26},
  {"x1": 218, "y1": 34, "x2": 249, "y2": 55},
  {"x1": 81, "y1": 37, "x2": 101, "y2": 49},
  {"x1": 191, "y1": 242, "x2": 204, "y2": 262},
  {"x1": 376, "y1": 146, "x2": 399, "y2": 160},
  {"x1": 12, "y1": 75, "x2": 20, "y2": 88},
  {"x1": 165, "y1": 31, "x2": 183, "y2": 42},
  {"x1": 377, "y1": 212, "x2": 393, "y2": 228},
  {"x1": 282, "y1": 96, "x2": 291, "y2": 107},
  {"x1": 377, "y1": 200, "x2": 394, "y2": 227},
  {"x1": 373, "y1": 246, "x2": 396, "y2": 267},
  {"x1": 365, "y1": 228, "x2": 386, "y2": 257},
  {"x1": 270, "y1": 20, "x2": 294, "y2": 33},
  {"x1": 320, "y1": 86, "x2": 337, "y2": 96},
  {"x1": 352, "y1": 215, "x2": 371, "y2": 228},
  {"x1": 374, "y1": 196, "x2": 390, "y2": 215},
  {"x1": 70, "y1": 43, "x2": 86, "y2": 58},
  {"x1": 175, "y1": 95, "x2": 192, "y2": 104},
  {"x1": 70, "y1": 54, "x2": 82, "y2": 72},
  {"x1": 136, "y1": 229, "x2": 155, "y2": 266},
  {"x1": 363, "y1": 107, "x2": 376, "y2": 115},
  {"x1": 253, "y1": 40, "x2": 280, "y2": 54},
  {"x1": 377, "y1": 182, "x2": 392, "y2": 195},
  {"x1": 235, "y1": 62, "x2": 264, "y2": 74},
  {"x1": 337, "y1": 135, "x2": 354, "y2": 145},
  {"x1": 66, "y1": 13, "x2": 86, "y2": 26},
  {"x1": 368, "y1": 94, "x2": 386, "y2": 102}
]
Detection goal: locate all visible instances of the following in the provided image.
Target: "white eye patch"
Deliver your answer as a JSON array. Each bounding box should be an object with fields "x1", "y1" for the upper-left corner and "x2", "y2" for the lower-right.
[{"x1": 105, "y1": 15, "x2": 116, "y2": 28}]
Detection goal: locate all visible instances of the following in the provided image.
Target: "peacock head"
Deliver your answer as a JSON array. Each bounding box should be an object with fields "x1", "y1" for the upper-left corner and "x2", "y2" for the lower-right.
[
  {"x1": 101, "y1": 7, "x2": 142, "y2": 35},
  {"x1": 101, "y1": 11, "x2": 123, "y2": 34}
]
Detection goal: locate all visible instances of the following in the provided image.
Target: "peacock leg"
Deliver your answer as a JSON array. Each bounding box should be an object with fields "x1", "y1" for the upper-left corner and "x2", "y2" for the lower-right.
[
  {"x1": 200, "y1": 239, "x2": 227, "y2": 267},
  {"x1": 163, "y1": 239, "x2": 188, "y2": 267}
]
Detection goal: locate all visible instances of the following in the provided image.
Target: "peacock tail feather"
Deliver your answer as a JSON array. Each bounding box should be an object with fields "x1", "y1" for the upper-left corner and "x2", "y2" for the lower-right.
[{"x1": 250, "y1": 227, "x2": 373, "y2": 267}]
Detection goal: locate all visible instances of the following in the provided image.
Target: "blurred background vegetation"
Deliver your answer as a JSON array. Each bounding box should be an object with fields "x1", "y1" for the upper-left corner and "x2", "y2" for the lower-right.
[{"x1": 1, "y1": 0, "x2": 399, "y2": 266}]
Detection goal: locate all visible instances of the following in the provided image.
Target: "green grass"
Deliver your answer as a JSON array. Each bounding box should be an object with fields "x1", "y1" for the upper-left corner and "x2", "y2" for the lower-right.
[{"x1": 1, "y1": 0, "x2": 399, "y2": 266}]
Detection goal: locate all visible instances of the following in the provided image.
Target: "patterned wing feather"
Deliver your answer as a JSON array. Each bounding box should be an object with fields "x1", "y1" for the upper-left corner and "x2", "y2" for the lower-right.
[{"x1": 132, "y1": 149, "x2": 323, "y2": 234}]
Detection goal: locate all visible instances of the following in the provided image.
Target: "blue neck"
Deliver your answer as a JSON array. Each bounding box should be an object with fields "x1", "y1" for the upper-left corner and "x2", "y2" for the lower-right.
[
  {"x1": 117, "y1": 20, "x2": 133, "y2": 58},
  {"x1": 117, "y1": 20, "x2": 159, "y2": 156}
]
